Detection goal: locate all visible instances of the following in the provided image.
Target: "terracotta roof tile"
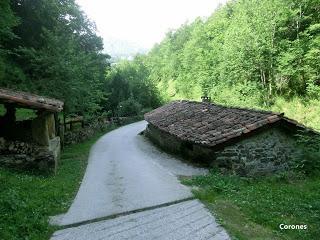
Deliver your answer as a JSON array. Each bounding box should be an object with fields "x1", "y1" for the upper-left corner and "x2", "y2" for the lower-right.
[{"x1": 145, "y1": 100, "x2": 284, "y2": 147}]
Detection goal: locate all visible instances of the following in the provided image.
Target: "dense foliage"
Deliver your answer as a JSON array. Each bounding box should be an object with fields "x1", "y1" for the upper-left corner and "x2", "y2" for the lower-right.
[
  {"x1": 119, "y1": 0, "x2": 320, "y2": 129},
  {"x1": 148, "y1": 0, "x2": 320, "y2": 101},
  {"x1": 0, "y1": 0, "x2": 161, "y2": 117},
  {"x1": 295, "y1": 130, "x2": 320, "y2": 175},
  {"x1": 104, "y1": 56, "x2": 161, "y2": 116},
  {"x1": 0, "y1": 0, "x2": 109, "y2": 115},
  {"x1": 1, "y1": 0, "x2": 319, "y2": 123}
]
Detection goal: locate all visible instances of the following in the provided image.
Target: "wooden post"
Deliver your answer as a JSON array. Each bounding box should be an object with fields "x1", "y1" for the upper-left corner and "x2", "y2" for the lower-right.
[
  {"x1": 54, "y1": 113, "x2": 59, "y2": 137},
  {"x1": 63, "y1": 110, "x2": 66, "y2": 132}
]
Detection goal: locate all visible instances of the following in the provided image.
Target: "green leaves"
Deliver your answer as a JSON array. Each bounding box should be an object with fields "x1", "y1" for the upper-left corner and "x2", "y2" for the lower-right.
[
  {"x1": 1, "y1": 0, "x2": 319, "y2": 120},
  {"x1": 104, "y1": 58, "x2": 161, "y2": 116},
  {"x1": 295, "y1": 130, "x2": 320, "y2": 175},
  {"x1": 0, "y1": 0, "x2": 109, "y2": 116},
  {"x1": 135, "y1": 0, "x2": 320, "y2": 107}
]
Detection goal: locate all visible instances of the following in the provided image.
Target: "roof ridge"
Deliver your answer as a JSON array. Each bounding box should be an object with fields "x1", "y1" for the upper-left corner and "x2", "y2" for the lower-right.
[{"x1": 174, "y1": 99, "x2": 282, "y2": 116}]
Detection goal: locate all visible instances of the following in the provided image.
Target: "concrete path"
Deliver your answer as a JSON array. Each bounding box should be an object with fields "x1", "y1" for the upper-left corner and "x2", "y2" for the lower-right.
[
  {"x1": 51, "y1": 200, "x2": 229, "y2": 240},
  {"x1": 50, "y1": 121, "x2": 229, "y2": 239},
  {"x1": 53, "y1": 121, "x2": 206, "y2": 226}
]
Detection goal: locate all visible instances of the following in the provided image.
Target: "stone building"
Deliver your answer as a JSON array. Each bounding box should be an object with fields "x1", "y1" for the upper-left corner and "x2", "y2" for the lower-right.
[
  {"x1": 144, "y1": 100, "x2": 313, "y2": 176},
  {"x1": 0, "y1": 88, "x2": 63, "y2": 172}
]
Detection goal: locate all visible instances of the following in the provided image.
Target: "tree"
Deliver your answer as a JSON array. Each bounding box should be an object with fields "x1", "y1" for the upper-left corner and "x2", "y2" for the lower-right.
[
  {"x1": 1, "y1": 0, "x2": 110, "y2": 116},
  {"x1": 135, "y1": 0, "x2": 320, "y2": 106},
  {"x1": 0, "y1": 0, "x2": 19, "y2": 84},
  {"x1": 104, "y1": 58, "x2": 161, "y2": 116}
]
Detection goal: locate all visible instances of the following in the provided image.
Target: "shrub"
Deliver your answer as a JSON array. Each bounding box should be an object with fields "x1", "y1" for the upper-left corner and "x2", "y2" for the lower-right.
[
  {"x1": 140, "y1": 107, "x2": 153, "y2": 115},
  {"x1": 295, "y1": 130, "x2": 320, "y2": 176},
  {"x1": 117, "y1": 98, "x2": 142, "y2": 117}
]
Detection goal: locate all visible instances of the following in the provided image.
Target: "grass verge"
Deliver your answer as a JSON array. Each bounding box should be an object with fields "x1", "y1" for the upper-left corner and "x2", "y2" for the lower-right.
[
  {"x1": 182, "y1": 171, "x2": 320, "y2": 240},
  {"x1": 0, "y1": 126, "x2": 116, "y2": 240}
]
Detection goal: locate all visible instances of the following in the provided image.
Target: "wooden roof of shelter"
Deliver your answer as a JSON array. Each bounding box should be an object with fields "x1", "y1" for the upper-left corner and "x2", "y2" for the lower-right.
[
  {"x1": 145, "y1": 100, "x2": 313, "y2": 148},
  {"x1": 0, "y1": 88, "x2": 63, "y2": 112}
]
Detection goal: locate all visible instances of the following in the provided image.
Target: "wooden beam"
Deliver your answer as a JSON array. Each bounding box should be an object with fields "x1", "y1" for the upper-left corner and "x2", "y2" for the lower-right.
[{"x1": 0, "y1": 88, "x2": 63, "y2": 112}]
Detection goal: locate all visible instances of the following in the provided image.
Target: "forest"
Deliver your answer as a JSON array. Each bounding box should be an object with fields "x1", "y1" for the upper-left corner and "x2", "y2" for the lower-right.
[
  {"x1": 0, "y1": 0, "x2": 160, "y2": 118},
  {"x1": 1, "y1": 0, "x2": 320, "y2": 130},
  {"x1": 0, "y1": 1, "x2": 319, "y2": 239},
  {"x1": 111, "y1": 0, "x2": 320, "y2": 129}
]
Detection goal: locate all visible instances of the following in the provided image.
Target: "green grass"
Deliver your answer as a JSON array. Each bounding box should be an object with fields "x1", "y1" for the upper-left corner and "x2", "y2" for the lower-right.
[
  {"x1": 182, "y1": 171, "x2": 320, "y2": 240},
  {"x1": 0, "y1": 105, "x2": 36, "y2": 121},
  {"x1": 202, "y1": 86, "x2": 320, "y2": 131},
  {"x1": 270, "y1": 97, "x2": 320, "y2": 131},
  {"x1": 0, "y1": 126, "x2": 116, "y2": 240}
]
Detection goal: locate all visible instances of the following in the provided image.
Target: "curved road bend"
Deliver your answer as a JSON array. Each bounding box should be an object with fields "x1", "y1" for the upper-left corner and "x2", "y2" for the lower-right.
[{"x1": 51, "y1": 121, "x2": 230, "y2": 240}]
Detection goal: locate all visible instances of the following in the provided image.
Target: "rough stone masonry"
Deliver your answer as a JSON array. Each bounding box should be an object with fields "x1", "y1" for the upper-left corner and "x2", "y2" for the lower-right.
[{"x1": 144, "y1": 100, "x2": 312, "y2": 176}]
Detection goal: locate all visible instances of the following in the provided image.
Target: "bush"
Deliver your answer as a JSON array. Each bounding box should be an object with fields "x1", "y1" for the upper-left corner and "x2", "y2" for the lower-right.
[
  {"x1": 271, "y1": 97, "x2": 320, "y2": 131},
  {"x1": 140, "y1": 107, "x2": 153, "y2": 115},
  {"x1": 295, "y1": 130, "x2": 320, "y2": 175},
  {"x1": 117, "y1": 98, "x2": 142, "y2": 117}
]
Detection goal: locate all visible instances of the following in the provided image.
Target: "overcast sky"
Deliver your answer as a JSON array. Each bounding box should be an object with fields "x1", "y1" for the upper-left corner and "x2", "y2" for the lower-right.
[{"x1": 76, "y1": 0, "x2": 227, "y2": 55}]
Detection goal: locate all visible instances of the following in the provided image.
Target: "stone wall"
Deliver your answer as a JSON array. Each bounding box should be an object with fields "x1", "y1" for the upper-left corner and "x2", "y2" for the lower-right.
[
  {"x1": 213, "y1": 128, "x2": 301, "y2": 176},
  {"x1": 145, "y1": 124, "x2": 183, "y2": 155},
  {"x1": 0, "y1": 137, "x2": 56, "y2": 172},
  {"x1": 64, "y1": 116, "x2": 143, "y2": 145},
  {"x1": 64, "y1": 120, "x2": 111, "y2": 145},
  {"x1": 145, "y1": 123, "x2": 301, "y2": 176}
]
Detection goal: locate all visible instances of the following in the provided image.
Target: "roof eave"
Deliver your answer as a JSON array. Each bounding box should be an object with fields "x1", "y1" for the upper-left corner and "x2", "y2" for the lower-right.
[{"x1": 0, "y1": 88, "x2": 64, "y2": 112}]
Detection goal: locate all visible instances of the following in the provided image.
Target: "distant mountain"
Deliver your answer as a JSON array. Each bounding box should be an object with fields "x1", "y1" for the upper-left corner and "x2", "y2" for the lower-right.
[{"x1": 103, "y1": 38, "x2": 148, "y2": 62}]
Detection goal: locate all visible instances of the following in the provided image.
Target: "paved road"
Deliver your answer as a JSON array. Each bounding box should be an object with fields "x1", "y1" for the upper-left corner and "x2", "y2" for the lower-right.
[
  {"x1": 50, "y1": 121, "x2": 229, "y2": 239},
  {"x1": 53, "y1": 121, "x2": 206, "y2": 226}
]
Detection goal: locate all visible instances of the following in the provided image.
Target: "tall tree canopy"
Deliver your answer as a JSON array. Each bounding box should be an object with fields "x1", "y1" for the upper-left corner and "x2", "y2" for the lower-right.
[
  {"x1": 109, "y1": 0, "x2": 320, "y2": 129},
  {"x1": 125, "y1": 0, "x2": 319, "y2": 107},
  {"x1": 0, "y1": 0, "x2": 18, "y2": 84},
  {"x1": 1, "y1": 0, "x2": 319, "y2": 126},
  {"x1": 0, "y1": 0, "x2": 109, "y2": 115},
  {"x1": 104, "y1": 56, "x2": 161, "y2": 116}
]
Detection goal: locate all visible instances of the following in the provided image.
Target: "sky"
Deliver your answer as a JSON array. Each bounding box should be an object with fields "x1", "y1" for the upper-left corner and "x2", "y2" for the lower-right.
[{"x1": 76, "y1": 0, "x2": 227, "y2": 56}]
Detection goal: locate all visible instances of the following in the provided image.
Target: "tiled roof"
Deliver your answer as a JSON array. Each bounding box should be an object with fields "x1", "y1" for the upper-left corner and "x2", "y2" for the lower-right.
[
  {"x1": 144, "y1": 100, "x2": 284, "y2": 147},
  {"x1": 0, "y1": 88, "x2": 63, "y2": 112}
]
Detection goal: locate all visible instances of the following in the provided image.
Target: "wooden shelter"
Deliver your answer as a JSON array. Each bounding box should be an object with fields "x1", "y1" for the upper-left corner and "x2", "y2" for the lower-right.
[
  {"x1": 0, "y1": 88, "x2": 64, "y2": 172},
  {"x1": 0, "y1": 88, "x2": 63, "y2": 112}
]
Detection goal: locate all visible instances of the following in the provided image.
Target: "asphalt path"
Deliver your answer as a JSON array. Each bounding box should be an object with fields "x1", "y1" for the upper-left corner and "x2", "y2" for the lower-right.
[
  {"x1": 55, "y1": 121, "x2": 207, "y2": 226},
  {"x1": 51, "y1": 121, "x2": 230, "y2": 240}
]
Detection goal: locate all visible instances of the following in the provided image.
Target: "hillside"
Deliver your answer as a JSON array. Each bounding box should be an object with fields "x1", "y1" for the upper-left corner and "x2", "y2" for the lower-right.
[{"x1": 108, "y1": 0, "x2": 320, "y2": 130}]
